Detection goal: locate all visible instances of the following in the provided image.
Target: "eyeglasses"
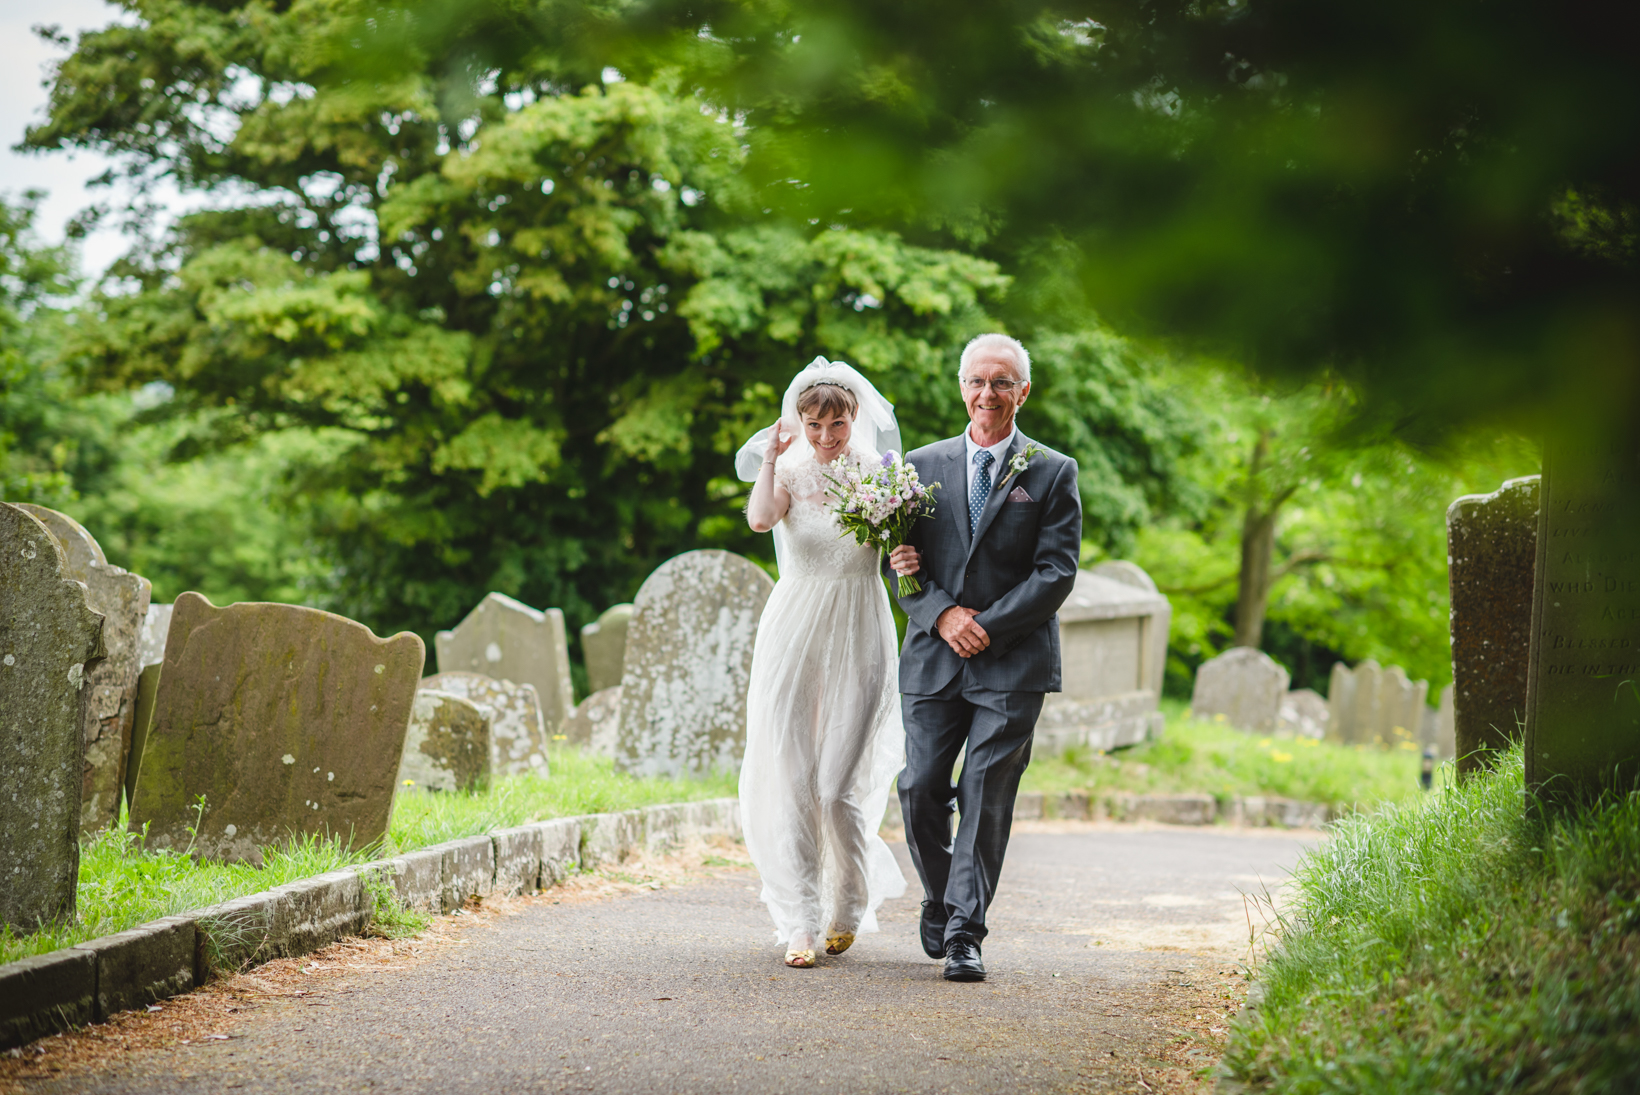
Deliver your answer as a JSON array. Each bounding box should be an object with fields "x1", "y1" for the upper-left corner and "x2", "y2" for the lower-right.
[{"x1": 961, "y1": 376, "x2": 1023, "y2": 393}]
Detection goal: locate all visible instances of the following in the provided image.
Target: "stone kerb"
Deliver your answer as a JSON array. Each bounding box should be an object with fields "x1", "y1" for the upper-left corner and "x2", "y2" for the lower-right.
[
  {"x1": 398, "y1": 690, "x2": 493, "y2": 793},
  {"x1": 435, "y1": 592, "x2": 575, "y2": 737},
  {"x1": 1000, "y1": 790, "x2": 1332, "y2": 829},
  {"x1": 0, "y1": 504, "x2": 107, "y2": 934},
  {"x1": 17, "y1": 504, "x2": 152, "y2": 834},
  {"x1": 616, "y1": 550, "x2": 774, "y2": 779},
  {"x1": 419, "y1": 671, "x2": 549, "y2": 776},
  {"x1": 1190, "y1": 647, "x2": 1290, "y2": 732},
  {"x1": 1043, "y1": 566, "x2": 1172, "y2": 752},
  {"x1": 1447, "y1": 475, "x2": 1538, "y2": 775},
  {"x1": 581, "y1": 602, "x2": 633, "y2": 695},
  {"x1": 131, "y1": 593, "x2": 424, "y2": 865},
  {"x1": 0, "y1": 798, "x2": 744, "y2": 1049}
]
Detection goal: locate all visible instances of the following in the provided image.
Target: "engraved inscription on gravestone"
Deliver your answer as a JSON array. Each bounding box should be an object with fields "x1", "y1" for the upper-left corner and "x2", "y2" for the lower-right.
[{"x1": 1524, "y1": 441, "x2": 1640, "y2": 795}]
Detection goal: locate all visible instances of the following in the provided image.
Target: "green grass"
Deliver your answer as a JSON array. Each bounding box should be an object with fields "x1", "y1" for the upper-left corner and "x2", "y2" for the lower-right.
[
  {"x1": 1222, "y1": 747, "x2": 1640, "y2": 1093},
  {"x1": 0, "y1": 748, "x2": 736, "y2": 967},
  {"x1": 1019, "y1": 699, "x2": 1427, "y2": 810}
]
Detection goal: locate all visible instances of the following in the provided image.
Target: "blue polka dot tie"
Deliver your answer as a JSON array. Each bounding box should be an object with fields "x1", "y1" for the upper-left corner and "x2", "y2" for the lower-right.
[{"x1": 970, "y1": 449, "x2": 995, "y2": 537}]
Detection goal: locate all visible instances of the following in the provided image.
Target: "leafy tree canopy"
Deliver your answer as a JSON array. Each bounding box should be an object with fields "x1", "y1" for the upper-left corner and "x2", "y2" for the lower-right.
[{"x1": 21, "y1": 0, "x2": 1200, "y2": 643}]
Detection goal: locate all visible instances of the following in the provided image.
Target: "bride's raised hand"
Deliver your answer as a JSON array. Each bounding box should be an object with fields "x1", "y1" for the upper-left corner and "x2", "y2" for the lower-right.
[{"x1": 767, "y1": 419, "x2": 796, "y2": 461}]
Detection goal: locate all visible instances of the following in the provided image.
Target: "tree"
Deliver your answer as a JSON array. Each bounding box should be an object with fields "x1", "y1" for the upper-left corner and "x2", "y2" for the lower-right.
[{"x1": 24, "y1": 2, "x2": 1201, "y2": 647}]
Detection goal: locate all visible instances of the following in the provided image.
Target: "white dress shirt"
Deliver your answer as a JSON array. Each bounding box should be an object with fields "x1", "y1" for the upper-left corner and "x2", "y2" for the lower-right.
[{"x1": 964, "y1": 425, "x2": 1016, "y2": 497}]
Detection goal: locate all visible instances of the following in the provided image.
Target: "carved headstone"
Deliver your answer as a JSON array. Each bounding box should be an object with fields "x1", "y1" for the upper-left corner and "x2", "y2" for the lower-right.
[
  {"x1": 419, "y1": 671, "x2": 549, "y2": 776},
  {"x1": 1524, "y1": 441, "x2": 1640, "y2": 797},
  {"x1": 16, "y1": 505, "x2": 151, "y2": 833},
  {"x1": 1277, "y1": 689, "x2": 1330, "y2": 739},
  {"x1": 1190, "y1": 647, "x2": 1290, "y2": 732},
  {"x1": 131, "y1": 593, "x2": 423, "y2": 864},
  {"x1": 581, "y1": 603, "x2": 633, "y2": 696},
  {"x1": 1447, "y1": 475, "x2": 1539, "y2": 774},
  {"x1": 0, "y1": 504, "x2": 106, "y2": 930},
  {"x1": 435, "y1": 593, "x2": 574, "y2": 736},
  {"x1": 1037, "y1": 567, "x2": 1171, "y2": 752},
  {"x1": 398, "y1": 690, "x2": 493, "y2": 794},
  {"x1": 616, "y1": 551, "x2": 774, "y2": 778},
  {"x1": 563, "y1": 685, "x2": 621, "y2": 754},
  {"x1": 127, "y1": 602, "x2": 173, "y2": 809}
]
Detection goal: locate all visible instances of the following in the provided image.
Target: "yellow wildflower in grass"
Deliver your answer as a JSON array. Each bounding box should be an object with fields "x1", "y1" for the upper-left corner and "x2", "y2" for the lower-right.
[{"x1": 1271, "y1": 751, "x2": 1294, "y2": 763}]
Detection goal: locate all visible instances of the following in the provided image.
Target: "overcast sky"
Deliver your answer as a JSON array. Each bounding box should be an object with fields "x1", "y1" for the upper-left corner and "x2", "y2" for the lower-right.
[{"x1": 1, "y1": 0, "x2": 150, "y2": 276}]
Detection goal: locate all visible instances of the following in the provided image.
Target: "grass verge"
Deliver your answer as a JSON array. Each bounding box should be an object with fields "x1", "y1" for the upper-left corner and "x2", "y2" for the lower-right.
[
  {"x1": 1221, "y1": 747, "x2": 1640, "y2": 1093},
  {"x1": 0, "y1": 748, "x2": 736, "y2": 967},
  {"x1": 1019, "y1": 699, "x2": 1426, "y2": 810}
]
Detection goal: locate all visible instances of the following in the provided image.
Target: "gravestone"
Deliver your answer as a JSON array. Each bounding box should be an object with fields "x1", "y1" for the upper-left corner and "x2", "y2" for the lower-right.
[
  {"x1": 419, "y1": 671, "x2": 549, "y2": 775},
  {"x1": 0, "y1": 504, "x2": 106, "y2": 930},
  {"x1": 1190, "y1": 647, "x2": 1290, "y2": 732},
  {"x1": 1327, "y1": 662, "x2": 1357, "y2": 740},
  {"x1": 131, "y1": 593, "x2": 423, "y2": 864},
  {"x1": 615, "y1": 551, "x2": 774, "y2": 778},
  {"x1": 1377, "y1": 665, "x2": 1428, "y2": 748},
  {"x1": 398, "y1": 691, "x2": 493, "y2": 793},
  {"x1": 1345, "y1": 660, "x2": 1384, "y2": 746},
  {"x1": 126, "y1": 602, "x2": 173, "y2": 809},
  {"x1": 1035, "y1": 566, "x2": 1171, "y2": 752},
  {"x1": 435, "y1": 593, "x2": 574, "y2": 736},
  {"x1": 1436, "y1": 682, "x2": 1456, "y2": 758},
  {"x1": 563, "y1": 685, "x2": 621, "y2": 754},
  {"x1": 581, "y1": 603, "x2": 633, "y2": 695},
  {"x1": 1524, "y1": 440, "x2": 1640, "y2": 797},
  {"x1": 1278, "y1": 689, "x2": 1330, "y2": 739},
  {"x1": 1447, "y1": 475, "x2": 1539, "y2": 774},
  {"x1": 16, "y1": 505, "x2": 151, "y2": 833}
]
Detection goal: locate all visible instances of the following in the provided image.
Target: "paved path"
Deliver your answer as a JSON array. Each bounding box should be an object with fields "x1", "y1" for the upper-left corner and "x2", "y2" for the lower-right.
[{"x1": 19, "y1": 824, "x2": 1316, "y2": 1095}]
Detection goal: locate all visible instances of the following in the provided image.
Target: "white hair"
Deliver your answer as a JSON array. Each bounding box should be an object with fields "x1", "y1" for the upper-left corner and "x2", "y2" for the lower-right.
[{"x1": 958, "y1": 333, "x2": 1031, "y2": 384}]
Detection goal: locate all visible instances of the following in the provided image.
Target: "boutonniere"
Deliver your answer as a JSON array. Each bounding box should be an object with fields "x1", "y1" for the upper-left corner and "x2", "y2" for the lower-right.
[{"x1": 998, "y1": 443, "x2": 1045, "y2": 487}]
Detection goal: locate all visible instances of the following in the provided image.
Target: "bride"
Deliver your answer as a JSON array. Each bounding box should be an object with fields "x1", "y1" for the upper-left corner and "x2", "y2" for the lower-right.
[{"x1": 736, "y1": 357, "x2": 917, "y2": 968}]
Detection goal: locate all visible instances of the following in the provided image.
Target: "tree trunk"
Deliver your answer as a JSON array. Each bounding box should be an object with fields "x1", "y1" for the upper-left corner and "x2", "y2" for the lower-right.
[{"x1": 1235, "y1": 503, "x2": 1278, "y2": 649}]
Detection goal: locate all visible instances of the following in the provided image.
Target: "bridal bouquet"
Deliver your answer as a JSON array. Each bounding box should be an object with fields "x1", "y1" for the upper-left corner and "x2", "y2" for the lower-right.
[{"x1": 825, "y1": 451, "x2": 939, "y2": 596}]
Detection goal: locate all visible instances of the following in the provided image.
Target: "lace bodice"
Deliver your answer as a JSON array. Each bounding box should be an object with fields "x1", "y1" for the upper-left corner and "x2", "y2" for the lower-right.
[{"x1": 775, "y1": 452, "x2": 881, "y2": 581}]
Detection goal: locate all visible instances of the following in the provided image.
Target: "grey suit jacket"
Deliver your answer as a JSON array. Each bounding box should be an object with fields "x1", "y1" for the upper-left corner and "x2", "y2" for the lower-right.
[{"x1": 890, "y1": 429, "x2": 1081, "y2": 695}]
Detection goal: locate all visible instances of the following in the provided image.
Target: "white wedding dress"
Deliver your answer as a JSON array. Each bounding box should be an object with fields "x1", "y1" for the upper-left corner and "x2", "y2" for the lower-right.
[{"x1": 738, "y1": 443, "x2": 908, "y2": 947}]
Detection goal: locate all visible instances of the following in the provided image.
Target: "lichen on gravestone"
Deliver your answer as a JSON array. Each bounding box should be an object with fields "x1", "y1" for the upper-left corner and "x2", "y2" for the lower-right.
[
  {"x1": 130, "y1": 593, "x2": 423, "y2": 864},
  {"x1": 418, "y1": 671, "x2": 549, "y2": 776},
  {"x1": 15, "y1": 504, "x2": 151, "y2": 834},
  {"x1": 1189, "y1": 646, "x2": 1289, "y2": 732},
  {"x1": 0, "y1": 503, "x2": 107, "y2": 931},
  {"x1": 615, "y1": 551, "x2": 774, "y2": 779},
  {"x1": 398, "y1": 690, "x2": 493, "y2": 793},
  {"x1": 581, "y1": 602, "x2": 633, "y2": 695}
]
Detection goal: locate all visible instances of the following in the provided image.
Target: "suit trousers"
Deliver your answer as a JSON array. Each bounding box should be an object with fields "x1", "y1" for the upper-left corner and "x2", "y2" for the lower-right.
[{"x1": 898, "y1": 666, "x2": 1044, "y2": 946}]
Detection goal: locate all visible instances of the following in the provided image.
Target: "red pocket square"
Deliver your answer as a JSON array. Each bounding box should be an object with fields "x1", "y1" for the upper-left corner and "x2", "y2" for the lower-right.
[{"x1": 1006, "y1": 485, "x2": 1033, "y2": 502}]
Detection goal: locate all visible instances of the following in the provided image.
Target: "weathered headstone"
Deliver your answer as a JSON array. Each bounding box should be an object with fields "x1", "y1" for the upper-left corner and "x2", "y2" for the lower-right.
[
  {"x1": 435, "y1": 593, "x2": 574, "y2": 736},
  {"x1": 419, "y1": 671, "x2": 549, "y2": 775},
  {"x1": 1378, "y1": 665, "x2": 1428, "y2": 747},
  {"x1": 16, "y1": 505, "x2": 151, "y2": 833},
  {"x1": 563, "y1": 685, "x2": 621, "y2": 754},
  {"x1": 615, "y1": 551, "x2": 774, "y2": 778},
  {"x1": 1190, "y1": 647, "x2": 1290, "y2": 732},
  {"x1": 398, "y1": 691, "x2": 493, "y2": 794},
  {"x1": 1345, "y1": 660, "x2": 1384, "y2": 746},
  {"x1": 1524, "y1": 440, "x2": 1640, "y2": 797},
  {"x1": 1036, "y1": 567, "x2": 1171, "y2": 752},
  {"x1": 1277, "y1": 689, "x2": 1330, "y2": 739},
  {"x1": 0, "y1": 504, "x2": 106, "y2": 930},
  {"x1": 131, "y1": 593, "x2": 423, "y2": 864},
  {"x1": 581, "y1": 603, "x2": 633, "y2": 696},
  {"x1": 1327, "y1": 662, "x2": 1357, "y2": 740},
  {"x1": 1436, "y1": 682, "x2": 1456, "y2": 758},
  {"x1": 126, "y1": 602, "x2": 173, "y2": 810},
  {"x1": 1447, "y1": 475, "x2": 1539, "y2": 774}
]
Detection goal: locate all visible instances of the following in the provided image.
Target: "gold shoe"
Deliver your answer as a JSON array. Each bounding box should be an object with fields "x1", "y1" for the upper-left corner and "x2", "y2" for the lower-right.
[
  {"x1": 825, "y1": 929, "x2": 855, "y2": 956},
  {"x1": 784, "y1": 949, "x2": 817, "y2": 968}
]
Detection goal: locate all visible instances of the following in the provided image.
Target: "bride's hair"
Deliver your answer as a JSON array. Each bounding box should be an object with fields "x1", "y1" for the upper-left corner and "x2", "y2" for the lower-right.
[{"x1": 796, "y1": 380, "x2": 859, "y2": 421}]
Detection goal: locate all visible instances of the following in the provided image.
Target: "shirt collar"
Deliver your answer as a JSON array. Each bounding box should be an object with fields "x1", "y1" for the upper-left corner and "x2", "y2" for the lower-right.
[{"x1": 965, "y1": 424, "x2": 1017, "y2": 465}]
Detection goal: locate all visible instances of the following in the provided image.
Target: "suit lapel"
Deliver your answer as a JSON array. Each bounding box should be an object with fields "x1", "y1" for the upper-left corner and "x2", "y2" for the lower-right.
[
  {"x1": 967, "y1": 430, "x2": 1027, "y2": 558},
  {"x1": 940, "y1": 435, "x2": 972, "y2": 554}
]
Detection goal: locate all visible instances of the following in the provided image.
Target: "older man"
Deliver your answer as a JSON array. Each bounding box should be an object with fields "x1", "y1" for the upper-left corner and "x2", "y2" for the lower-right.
[{"x1": 886, "y1": 333, "x2": 1081, "y2": 982}]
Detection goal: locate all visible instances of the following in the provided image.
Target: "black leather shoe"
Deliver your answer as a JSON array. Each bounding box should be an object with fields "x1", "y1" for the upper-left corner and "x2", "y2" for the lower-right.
[
  {"x1": 920, "y1": 901, "x2": 949, "y2": 959},
  {"x1": 942, "y1": 936, "x2": 986, "y2": 982}
]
